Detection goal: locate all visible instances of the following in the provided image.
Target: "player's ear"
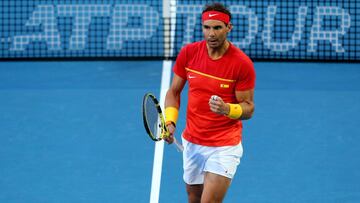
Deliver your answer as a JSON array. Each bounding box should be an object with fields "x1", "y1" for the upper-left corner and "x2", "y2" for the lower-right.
[{"x1": 227, "y1": 23, "x2": 233, "y2": 32}]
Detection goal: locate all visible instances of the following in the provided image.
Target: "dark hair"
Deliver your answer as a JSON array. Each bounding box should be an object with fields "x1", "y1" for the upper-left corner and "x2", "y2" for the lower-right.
[{"x1": 202, "y1": 2, "x2": 232, "y2": 21}]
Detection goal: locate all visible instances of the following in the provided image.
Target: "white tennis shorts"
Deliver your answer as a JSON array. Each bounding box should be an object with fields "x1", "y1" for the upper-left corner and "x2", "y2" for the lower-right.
[{"x1": 182, "y1": 137, "x2": 243, "y2": 185}]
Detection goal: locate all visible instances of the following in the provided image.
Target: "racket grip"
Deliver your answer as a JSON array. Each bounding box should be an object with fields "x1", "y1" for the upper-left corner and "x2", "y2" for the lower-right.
[{"x1": 173, "y1": 137, "x2": 184, "y2": 152}]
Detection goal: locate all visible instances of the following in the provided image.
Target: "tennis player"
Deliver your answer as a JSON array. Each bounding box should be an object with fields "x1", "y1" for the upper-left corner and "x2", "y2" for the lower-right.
[{"x1": 164, "y1": 2, "x2": 255, "y2": 203}]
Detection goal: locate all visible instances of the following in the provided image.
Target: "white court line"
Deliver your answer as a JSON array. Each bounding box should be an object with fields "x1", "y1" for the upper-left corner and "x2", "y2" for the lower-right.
[
  {"x1": 149, "y1": 60, "x2": 172, "y2": 203},
  {"x1": 150, "y1": 0, "x2": 177, "y2": 201}
]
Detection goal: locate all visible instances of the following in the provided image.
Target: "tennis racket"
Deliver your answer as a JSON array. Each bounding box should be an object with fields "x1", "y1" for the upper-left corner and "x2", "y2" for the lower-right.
[{"x1": 142, "y1": 93, "x2": 183, "y2": 152}]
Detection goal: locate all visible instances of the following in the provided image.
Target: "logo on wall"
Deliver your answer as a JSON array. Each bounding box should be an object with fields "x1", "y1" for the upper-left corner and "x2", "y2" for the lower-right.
[{"x1": 0, "y1": 2, "x2": 357, "y2": 59}]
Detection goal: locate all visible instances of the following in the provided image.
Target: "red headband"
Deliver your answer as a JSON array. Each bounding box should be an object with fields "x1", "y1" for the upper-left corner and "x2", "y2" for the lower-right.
[{"x1": 202, "y1": 11, "x2": 230, "y2": 24}]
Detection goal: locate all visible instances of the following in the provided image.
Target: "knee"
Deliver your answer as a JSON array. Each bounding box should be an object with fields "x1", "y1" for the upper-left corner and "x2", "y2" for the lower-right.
[
  {"x1": 201, "y1": 196, "x2": 222, "y2": 203},
  {"x1": 186, "y1": 184, "x2": 203, "y2": 203}
]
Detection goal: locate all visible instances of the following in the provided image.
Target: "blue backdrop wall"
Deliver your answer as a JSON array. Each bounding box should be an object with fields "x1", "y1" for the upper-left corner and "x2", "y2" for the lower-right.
[{"x1": 0, "y1": 0, "x2": 359, "y2": 61}]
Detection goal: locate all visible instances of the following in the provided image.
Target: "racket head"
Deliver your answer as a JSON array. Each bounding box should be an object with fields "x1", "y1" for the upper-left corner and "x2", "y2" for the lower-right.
[{"x1": 142, "y1": 93, "x2": 167, "y2": 141}]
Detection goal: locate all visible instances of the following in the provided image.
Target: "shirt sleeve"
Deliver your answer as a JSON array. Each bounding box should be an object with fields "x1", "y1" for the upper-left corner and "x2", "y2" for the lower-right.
[
  {"x1": 173, "y1": 45, "x2": 188, "y2": 79},
  {"x1": 235, "y1": 57, "x2": 256, "y2": 91}
]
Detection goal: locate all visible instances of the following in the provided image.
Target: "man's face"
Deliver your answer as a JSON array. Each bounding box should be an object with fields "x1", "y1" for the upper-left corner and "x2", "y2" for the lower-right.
[{"x1": 202, "y1": 20, "x2": 231, "y2": 49}]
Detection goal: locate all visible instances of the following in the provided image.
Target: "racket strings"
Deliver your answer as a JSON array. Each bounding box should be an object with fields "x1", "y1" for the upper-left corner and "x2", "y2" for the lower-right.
[{"x1": 145, "y1": 97, "x2": 162, "y2": 140}]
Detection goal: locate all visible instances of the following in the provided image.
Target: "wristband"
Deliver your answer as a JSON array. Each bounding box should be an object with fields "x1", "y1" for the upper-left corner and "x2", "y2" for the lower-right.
[
  {"x1": 165, "y1": 107, "x2": 179, "y2": 125},
  {"x1": 227, "y1": 103, "x2": 243, "y2": 119}
]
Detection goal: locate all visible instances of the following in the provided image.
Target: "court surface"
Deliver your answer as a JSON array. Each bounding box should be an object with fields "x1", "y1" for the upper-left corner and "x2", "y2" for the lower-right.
[{"x1": 0, "y1": 60, "x2": 359, "y2": 203}]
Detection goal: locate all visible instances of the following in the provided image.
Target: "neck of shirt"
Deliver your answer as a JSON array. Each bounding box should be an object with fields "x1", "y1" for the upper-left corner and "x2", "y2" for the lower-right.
[{"x1": 206, "y1": 40, "x2": 230, "y2": 60}]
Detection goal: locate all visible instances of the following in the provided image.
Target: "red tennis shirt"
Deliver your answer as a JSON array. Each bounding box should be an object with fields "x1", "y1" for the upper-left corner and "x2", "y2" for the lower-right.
[{"x1": 173, "y1": 40, "x2": 255, "y2": 146}]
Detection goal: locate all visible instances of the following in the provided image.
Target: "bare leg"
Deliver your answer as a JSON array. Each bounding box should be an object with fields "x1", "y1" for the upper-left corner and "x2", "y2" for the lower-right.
[
  {"x1": 186, "y1": 184, "x2": 203, "y2": 203},
  {"x1": 201, "y1": 172, "x2": 231, "y2": 203}
]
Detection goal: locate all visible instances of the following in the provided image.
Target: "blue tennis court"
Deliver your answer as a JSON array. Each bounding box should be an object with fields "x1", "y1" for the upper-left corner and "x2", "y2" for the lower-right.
[
  {"x1": 0, "y1": 60, "x2": 359, "y2": 203},
  {"x1": 1, "y1": 0, "x2": 360, "y2": 202}
]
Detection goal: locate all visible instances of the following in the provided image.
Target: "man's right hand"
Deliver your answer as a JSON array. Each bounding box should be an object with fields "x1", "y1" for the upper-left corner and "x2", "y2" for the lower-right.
[{"x1": 164, "y1": 123, "x2": 176, "y2": 144}]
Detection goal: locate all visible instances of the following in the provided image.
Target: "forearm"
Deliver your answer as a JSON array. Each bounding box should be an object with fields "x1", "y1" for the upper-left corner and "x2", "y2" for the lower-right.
[
  {"x1": 223, "y1": 100, "x2": 254, "y2": 120},
  {"x1": 163, "y1": 89, "x2": 179, "y2": 144},
  {"x1": 238, "y1": 100, "x2": 254, "y2": 120},
  {"x1": 165, "y1": 89, "x2": 181, "y2": 109},
  {"x1": 164, "y1": 74, "x2": 186, "y2": 132},
  {"x1": 235, "y1": 89, "x2": 255, "y2": 120},
  {"x1": 210, "y1": 89, "x2": 255, "y2": 120},
  {"x1": 164, "y1": 89, "x2": 181, "y2": 128}
]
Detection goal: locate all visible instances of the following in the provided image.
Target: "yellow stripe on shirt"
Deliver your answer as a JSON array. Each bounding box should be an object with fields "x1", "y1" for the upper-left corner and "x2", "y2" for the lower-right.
[{"x1": 185, "y1": 68, "x2": 235, "y2": 83}]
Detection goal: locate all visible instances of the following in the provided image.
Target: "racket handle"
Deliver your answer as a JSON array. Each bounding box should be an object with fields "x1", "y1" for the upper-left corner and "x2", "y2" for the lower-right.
[
  {"x1": 162, "y1": 128, "x2": 183, "y2": 152},
  {"x1": 173, "y1": 137, "x2": 184, "y2": 152}
]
